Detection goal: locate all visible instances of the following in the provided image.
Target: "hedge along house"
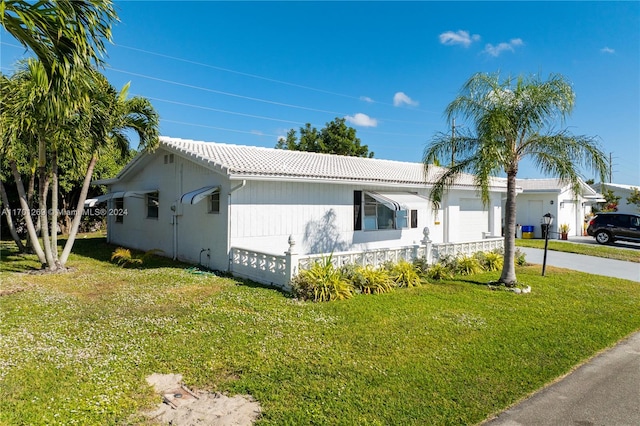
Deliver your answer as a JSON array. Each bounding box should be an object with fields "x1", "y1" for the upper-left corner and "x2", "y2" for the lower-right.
[
  {"x1": 90, "y1": 137, "x2": 507, "y2": 285},
  {"x1": 513, "y1": 178, "x2": 605, "y2": 239}
]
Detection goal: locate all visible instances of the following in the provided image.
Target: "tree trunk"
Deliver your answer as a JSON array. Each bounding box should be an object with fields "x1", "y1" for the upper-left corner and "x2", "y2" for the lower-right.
[
  {"x1": 9, "y1": 160, "x2": 46, "y2": 264},
  {"x1": 499, "y1": 171, "x2": 518, "y2": 285},
  {"x1": 25, "y1": 166, "x2": 36, "y2": 250},
  {"x1": 59, "y1": 154, "x2": 98, "y2": 266},
  {"x1": 50, "y1": 149, "x2": 60, "y2": 265},
  {"x1": 0, "y1": 179, "x2": 27, "y2": 253},
  {"x1": 38, "y1": 162, "x2": 55, "y2": 269}
]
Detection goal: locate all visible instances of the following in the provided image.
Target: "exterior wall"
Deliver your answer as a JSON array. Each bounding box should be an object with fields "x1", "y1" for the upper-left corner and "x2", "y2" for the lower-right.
[
  {"x1": 228, "y1": 180, "x2": 443, "y2": 255},
  {"x1": 514, "y1": 189, "x2": 590, "y2": 238},
  {"x1": 443, "y1": 189, "x2": 501, "y2": 242},
  {"x1": 107, "y1": 148, "x2": 230, "y2": 271}
]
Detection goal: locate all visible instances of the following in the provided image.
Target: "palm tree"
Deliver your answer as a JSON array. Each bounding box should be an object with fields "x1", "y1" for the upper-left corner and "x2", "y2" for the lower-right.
[
  {"x1": 1, "y1": 63, "x2": 158, "y2": 269},
  {"x1": 58, "y1": 74, "x2": 159, "y2": 266},
  {"x1": 423, "y1": 72, "x2": 609, "y2": 285},
  {"x1": 1, "y1": 0, "x2": 117, "y2": 74}
]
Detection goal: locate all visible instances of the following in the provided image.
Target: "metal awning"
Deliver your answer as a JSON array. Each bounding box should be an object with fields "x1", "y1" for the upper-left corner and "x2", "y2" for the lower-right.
[
  {"x1": 84, "y1": 190, "x2": 157, "y2": 206},
  {"x1": 180, "y1": 186, "x2": 219, "y2": 205},
  {"x1": 366, "y1": 192, "x2": 431, "y2": 211}
]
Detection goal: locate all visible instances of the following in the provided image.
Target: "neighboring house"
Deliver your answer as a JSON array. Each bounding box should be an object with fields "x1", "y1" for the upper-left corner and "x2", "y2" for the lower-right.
[
  {"x1": 592, "y1": 182, "x2": 640, "y2": 215},
  {"x1": 513, "y1": 178, "x2": 605, "y2": 238},
  {"x1": 90, "y1": 137, "x2": 508, "y2": 276}
]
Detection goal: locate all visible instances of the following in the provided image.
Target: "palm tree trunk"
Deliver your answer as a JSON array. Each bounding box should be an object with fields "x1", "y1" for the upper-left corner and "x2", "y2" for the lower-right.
[
  {"x1": 59, "y1": 153, "x2": 98, "y2": 266},
  {"x1": 0, "y1": 179, "x2": 27, "y2": 253},
  {"x1": 9, "y1": 159, "x2": 46, "y2": 264},
  {"x1": 499, "y1": 171, "x2": 518, "y2": 285},
  {"x1": 38, "y1": 162, "x2": 55, "y2": 269},
  {"x1": 50, "y1": 149, "x2": 60, "y2": 264}
]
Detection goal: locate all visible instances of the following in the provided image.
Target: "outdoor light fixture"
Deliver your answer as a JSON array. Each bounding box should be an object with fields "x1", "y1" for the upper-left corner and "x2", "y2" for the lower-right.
[{"x1": 541, "y1": 212, "x2": 554, "y2": 276}]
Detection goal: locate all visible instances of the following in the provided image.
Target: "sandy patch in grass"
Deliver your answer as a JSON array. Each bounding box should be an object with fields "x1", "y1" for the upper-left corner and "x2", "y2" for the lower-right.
[{"x1": 144, "y1": 373, "x2": 261, "y2": 426}]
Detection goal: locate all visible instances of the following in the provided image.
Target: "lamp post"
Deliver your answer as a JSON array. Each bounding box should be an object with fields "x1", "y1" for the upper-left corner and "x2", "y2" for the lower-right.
[{"x1": 541, "y1": 212, "x2": 553, "y2": 276}]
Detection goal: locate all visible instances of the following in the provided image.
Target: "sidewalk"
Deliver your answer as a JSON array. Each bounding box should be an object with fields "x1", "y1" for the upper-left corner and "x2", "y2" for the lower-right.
[{"x1": 482, "y1": 331, "x2": 640, "y2": 425}]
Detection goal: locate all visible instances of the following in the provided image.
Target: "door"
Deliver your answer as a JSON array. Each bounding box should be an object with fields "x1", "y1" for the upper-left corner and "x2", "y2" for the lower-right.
[{"x1": 527, "y1": 200, "x2": 544, "y2": 237}]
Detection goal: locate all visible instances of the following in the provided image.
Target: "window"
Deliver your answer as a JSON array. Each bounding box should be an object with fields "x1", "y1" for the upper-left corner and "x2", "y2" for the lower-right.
[
  {"x1": 410, "y1": 210, "x2": 418, "y2": 228},
  {"x1": 209, "y1": 191, "x2": 220, "y2": 214},
  {"x1": 362, "y1": 193, "x2": 408, "y2": 230},
  {"x1": 147, "y1": 192, "x2": 159, "y2": 218},
  {"x1": 354, "y1": 191, "x2": 362, "y2": 230},
  {"x1": 115, "y1": 198, "x2": 124, "y2": 223}
]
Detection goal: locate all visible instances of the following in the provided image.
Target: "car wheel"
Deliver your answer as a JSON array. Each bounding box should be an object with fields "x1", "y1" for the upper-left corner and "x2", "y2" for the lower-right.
[{"x1": 595, "y1": 230, "x2": 612, "y2": 245}]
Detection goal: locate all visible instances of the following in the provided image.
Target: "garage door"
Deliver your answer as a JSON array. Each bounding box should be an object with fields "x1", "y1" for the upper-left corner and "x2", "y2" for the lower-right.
[{"x1": 458, "y1": 198, "x2": 489, "y2": 241}]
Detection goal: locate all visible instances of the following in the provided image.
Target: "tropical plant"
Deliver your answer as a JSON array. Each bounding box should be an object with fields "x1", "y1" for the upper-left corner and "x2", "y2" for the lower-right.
[
  {"x1": 389, "y1": 260, "x2": 421, "y2": 287},
  {"x1": 475, "y1": 251, "x2": 504, "y2": 272},
  {"x1": 110, "y1": 247, "x2": 162, "y2": 267},
  {"x1": 559, "y1": 223, "x2": 570, "y2": 233},
  {"x1": 455, "y1": 255, "x2": 483, "y2": 276},
  {"x1": 627, "y1": 187, "x2": 640, "y2": 212},
  {"x1": 0, "y1": 0, "x2": 117, "y2": 75},
  {"x1": 291, "y1": 256, "x2": 353, "y2": 302},
  {"x1": 351, "y1": 265, "x2": 394, "y2": 295},
  {"x1": 0, "y1": 62, "x2": 158, "y2": 270},
  {"x1": 423, "y1": 72, "x2": 609, "y2": 285},
  {"x1": 426, "y1": 263, "x2": 453, "y2": 281}
]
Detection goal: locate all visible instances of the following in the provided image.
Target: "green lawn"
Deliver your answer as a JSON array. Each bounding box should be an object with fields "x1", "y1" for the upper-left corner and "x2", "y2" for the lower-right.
[
  {"x1": 515, "y1": 238, "x2": 640, "y2": 263},
  {"x1": 1, "y1": 236, "x2": 639, "y2": 425}
]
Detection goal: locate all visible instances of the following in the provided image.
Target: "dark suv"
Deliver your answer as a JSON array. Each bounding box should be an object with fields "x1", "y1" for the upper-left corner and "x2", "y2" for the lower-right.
[{"x1": 587, "y1": 212, "x2": 640, "y2": 245}]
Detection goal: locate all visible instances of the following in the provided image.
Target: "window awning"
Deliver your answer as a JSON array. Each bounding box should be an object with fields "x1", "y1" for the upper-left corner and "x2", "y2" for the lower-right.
[
  {"x1": 84, "y1": 190, "x2": 157, "y2": 206},
  {"x1": 180, "y1": 186, "x2": 219, "y2": 205},
  {"x1": 366, "y1": 192, "x2": 431, "y2": 211}
]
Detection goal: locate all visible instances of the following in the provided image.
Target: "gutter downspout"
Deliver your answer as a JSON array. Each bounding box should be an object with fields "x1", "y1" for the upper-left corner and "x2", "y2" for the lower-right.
[{"x1": 227, "y1": 180, "x2": 246, "y2": 272}]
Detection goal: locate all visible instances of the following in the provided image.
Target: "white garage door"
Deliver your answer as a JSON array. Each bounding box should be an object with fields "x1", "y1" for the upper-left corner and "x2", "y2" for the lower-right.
[{"x1": 458, "y1": 198, "x2": 489, "y2": 241}]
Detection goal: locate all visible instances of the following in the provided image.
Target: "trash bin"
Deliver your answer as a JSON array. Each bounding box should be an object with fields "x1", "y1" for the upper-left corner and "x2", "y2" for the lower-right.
[
  {"x1": 522, "y1": 225, "x2": 534, "y2": 239},
  {"x1": 541, "y1": 223, "x2": 550, "y2": 239}
]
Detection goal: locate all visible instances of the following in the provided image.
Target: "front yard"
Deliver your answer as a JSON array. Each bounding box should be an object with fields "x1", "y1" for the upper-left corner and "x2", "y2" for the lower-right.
[{"x1": 1, "y1": 236, "x2": 639, "y2": 425}]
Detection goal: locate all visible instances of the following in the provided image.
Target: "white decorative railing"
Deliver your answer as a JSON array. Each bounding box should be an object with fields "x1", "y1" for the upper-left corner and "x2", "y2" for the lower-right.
[
  {"x1": 229, "y1": 247, "x2": 288, "y2": 288},
  {"x1": 298, "y1": 245, "x2": 428, "y2": 271},
  {"x1": 432, "y1": 237, "x2": 504, "y2": 262},
  {"x1": 229, "y1": 232, "x2": 504, "y2": 290}
]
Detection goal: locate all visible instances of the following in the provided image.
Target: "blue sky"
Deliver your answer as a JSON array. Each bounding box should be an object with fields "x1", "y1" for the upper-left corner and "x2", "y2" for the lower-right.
[{"x1": 1, "y1": 1, "x2": 638, "y2": 184}]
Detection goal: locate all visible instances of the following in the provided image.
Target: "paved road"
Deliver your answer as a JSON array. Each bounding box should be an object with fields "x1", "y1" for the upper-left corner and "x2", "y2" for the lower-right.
[
  {"x1": 482, "y1": 332, "x2": 640, "y2": 426},
  {"x1": 519, "y1": 247, "x2": 640, "y2": 282}
]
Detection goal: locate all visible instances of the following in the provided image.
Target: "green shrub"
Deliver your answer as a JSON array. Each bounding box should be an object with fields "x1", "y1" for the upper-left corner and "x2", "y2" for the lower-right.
[
  {"x1": 292, "y1": 256, "x2": 353, "y2": 302},
  {"x1": 390, "y1": 260, "x2": 421, "y2": 288},
  {"x1": 352, "y1": 265, "x2": 394, "y2": 295},
  {"x1": 455, "y1": 255, "x2": 483, "y2": 276},
  {"x1": 480, "y1": 251, "x2": 504, "y2": 271},
  {"x1": 426, "y1": 263, "x2": 453, "y2": 281},
  {"x1": 412, "y1": 257, "x2": 430, "y2": 275},
  {"x1": 110, "y1": 247, "x2": 163, "y2": 268},
  {"x1": 515, "y1": 248, "x2": 527, "y2": 266}
]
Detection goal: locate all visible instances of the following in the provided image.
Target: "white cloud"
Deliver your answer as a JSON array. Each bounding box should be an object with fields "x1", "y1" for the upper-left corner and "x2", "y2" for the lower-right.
[
  {"x1": 393, "y1": 92, "x2": 419, "y2": 107},
  {"x1": 482, "y1": 38, "x2": 524, "y2": 57},
  {"x1": 439, "y1": 30, "x2": 481, "y2": 47},
  {"x1": 345, "y1": 113, "x2": 378, "y2": 127},
  {"x1": 360, "y1": 96, "x2": 375, "y2": 103},
  {"x1": 251, "y1": 130, "x2": 264, "y2": 136},
  {"x1": 600, "y1": 46, "x2": 615, "y2": 54}
]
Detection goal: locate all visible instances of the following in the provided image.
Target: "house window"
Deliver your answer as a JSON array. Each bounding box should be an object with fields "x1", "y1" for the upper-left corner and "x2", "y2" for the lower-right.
[
  {"x1": 147, "y1": 192, "x2": 159, "y2": 219},
  {"x1": 411, "y1": 210, "x2": 418, "y2": 228},
  {"x1": 354, "y1": 191, "x2": 362, "y2": 231},
  {"x1": 209, "y1": 192, "x2": 220, "y2": 214},
  {"x1": 114, "y1": 198, "x2": 124, "y2": 223},
  {"x1": 362, "y1": 193, "x2": 408, "y2": 230}
]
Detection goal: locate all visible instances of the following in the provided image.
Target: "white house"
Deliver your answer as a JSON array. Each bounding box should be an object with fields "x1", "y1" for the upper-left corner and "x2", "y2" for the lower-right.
[
  {"x1": 90, "y1": 137, "x2": 507, "y2": 285},
  {"x1": 592, "y1": 182, "x2": 640, "y2": 215},
  {"x1": 513, "y1": 178, "x2": 605, "y2": 238}
]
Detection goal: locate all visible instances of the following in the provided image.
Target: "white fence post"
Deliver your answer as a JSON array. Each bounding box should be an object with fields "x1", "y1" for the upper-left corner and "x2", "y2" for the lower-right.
[
  {"x1": 421, "y1": 227, "x2": 433, "y2": 264},
  {"x1": 284, "y1": 235, "x2": 299, "y2": 290}
]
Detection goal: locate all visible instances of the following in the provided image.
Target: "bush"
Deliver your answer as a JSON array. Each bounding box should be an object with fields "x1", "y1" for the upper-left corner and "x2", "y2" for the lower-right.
[
  {"x1": 352, "y1": 265, "x2": 394, "y2": 295},
  {"x1": 111, "y1": 247, "x2": 163, "y2": 268},
  {"x1": 476, "y1": 251, "x2": 503, "y2": 271},
  {"x1": 292, "y1": 256, "x2": 353, "y2": 302},
  {"x1": 455, "y1": 255, "x2": 483, "y2": 276},
  {"x1": 390, "y1": 260, "x2": 421, "y2": 288},
  {"x1": 515, "y1": 248, "x2": 527, "y2": 266},
  {"x1": 412, "y1": 257, "x2": 430, "y2": 275},
  {"x1": 426, "y1": 263, "x2": 453, "y2": 281}
]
